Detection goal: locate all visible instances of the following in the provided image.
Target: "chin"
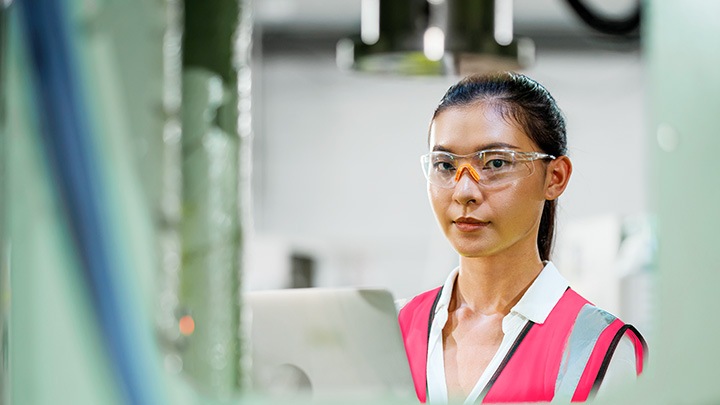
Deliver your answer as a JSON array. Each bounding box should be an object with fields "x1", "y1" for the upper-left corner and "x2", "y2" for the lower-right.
[{"x1": 451, "y1": 243, "x2": 494, "y2": 258}]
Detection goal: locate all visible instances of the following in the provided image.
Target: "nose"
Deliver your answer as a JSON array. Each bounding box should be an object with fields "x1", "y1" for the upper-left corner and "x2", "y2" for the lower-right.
[{"x1": 452, "y1": 166, "x2": 484, "y2": 205}]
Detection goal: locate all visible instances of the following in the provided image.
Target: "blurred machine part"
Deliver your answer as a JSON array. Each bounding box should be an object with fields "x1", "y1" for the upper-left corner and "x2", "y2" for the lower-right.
[
  {"x1": 335, "y1": 0, "x2": 640, "y2": 75},
  {"x1": 177, "y1": 0, "x2": 253, "y2": 397},
  {"x1": 337, "y1": 0, "x2": 535, "y2": 75},
  {"x1": 564, "y1": 0, "x2": 640, "y2": 36}
]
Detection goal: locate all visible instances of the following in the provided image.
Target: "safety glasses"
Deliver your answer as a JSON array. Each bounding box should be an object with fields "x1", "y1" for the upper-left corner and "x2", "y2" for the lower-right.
[{"x1": 420, "y1": 149, "x2": 555, "y2": 189}]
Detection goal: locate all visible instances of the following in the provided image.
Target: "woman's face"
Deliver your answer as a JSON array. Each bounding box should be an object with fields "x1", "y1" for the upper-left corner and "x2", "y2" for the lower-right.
[{"x1": 428, "y1": 103, "x2": 553, "y2": 259}]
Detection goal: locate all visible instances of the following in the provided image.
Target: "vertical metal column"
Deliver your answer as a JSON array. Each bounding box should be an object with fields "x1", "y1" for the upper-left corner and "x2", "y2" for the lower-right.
[
  {"x1": 180, "y1": 0, "x2": 251, "y2": 398},
  {"x1": 0, "y1": 2, "x2": 9, "y2": 404}
]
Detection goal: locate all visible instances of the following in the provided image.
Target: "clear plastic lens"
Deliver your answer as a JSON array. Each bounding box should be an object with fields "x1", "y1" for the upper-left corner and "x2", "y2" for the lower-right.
[{"x1": 421, "y1": 149, "x2": 554, "y2": 188}]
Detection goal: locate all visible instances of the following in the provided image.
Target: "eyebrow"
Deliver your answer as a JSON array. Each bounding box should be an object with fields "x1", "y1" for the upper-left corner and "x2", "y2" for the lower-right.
[{"x1": 432, "y1": 142, "x2": 521, "y2": 153}]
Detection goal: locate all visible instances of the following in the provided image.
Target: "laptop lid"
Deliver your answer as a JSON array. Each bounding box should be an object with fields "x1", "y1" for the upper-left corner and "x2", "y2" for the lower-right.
[{"x1": 243, "y1": 287, "x2": 415, "y2": 401}]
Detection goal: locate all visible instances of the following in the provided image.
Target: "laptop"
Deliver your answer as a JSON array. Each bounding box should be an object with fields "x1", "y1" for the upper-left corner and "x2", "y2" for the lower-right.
[{"x1": 243, "y1": 287, "x2": 416, "y2": 401}]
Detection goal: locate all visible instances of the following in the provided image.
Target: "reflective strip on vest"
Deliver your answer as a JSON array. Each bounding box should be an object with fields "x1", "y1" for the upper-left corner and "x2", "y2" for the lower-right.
[{"x1": 554, "y1": 304, "x2": 617, "y2": 401}]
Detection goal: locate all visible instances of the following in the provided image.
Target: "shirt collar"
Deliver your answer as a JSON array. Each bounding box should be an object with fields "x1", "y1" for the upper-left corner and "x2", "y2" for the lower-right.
[
  {"x1": 433, "y1": 267, "x2": 459, "y2": 314},
  {"x1": 433, "y1": 262, "x2": 569, "y2": 325},
  {"x1": 510, "y1": 261, "x2": 569, "y2": 324}
]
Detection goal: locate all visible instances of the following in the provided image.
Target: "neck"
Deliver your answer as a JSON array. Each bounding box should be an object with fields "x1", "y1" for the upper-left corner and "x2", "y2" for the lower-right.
[{"x1": 453, "y1": 252, "x2": 544, "y2": 316}]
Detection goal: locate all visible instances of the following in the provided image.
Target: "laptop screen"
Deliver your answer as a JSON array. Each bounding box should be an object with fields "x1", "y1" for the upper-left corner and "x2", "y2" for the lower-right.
[{"x1": 243, "y1": 288, "x2": 416, "y2": 401}]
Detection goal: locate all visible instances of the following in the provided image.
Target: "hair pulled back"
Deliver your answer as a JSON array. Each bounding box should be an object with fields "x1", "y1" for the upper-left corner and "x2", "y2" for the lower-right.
[{"x1": 432, "y1": 72, "x2": 567, "y2": 261}]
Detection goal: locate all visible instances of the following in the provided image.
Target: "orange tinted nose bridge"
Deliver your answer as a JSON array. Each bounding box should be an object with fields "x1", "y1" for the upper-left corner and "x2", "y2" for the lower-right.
[{"x1": 455, "y1": 163, "x2": 480, "y2": 183}]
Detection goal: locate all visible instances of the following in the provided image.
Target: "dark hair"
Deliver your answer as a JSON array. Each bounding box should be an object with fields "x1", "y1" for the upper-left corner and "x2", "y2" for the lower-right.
[{"x1": 431, "y1": 72, "x2": 567, "y2": 261}]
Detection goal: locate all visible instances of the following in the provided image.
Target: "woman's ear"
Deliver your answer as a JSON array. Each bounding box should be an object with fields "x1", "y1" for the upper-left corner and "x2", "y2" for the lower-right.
[{"x1": 544, "y1": 156, "x2": 572, "y2": 200}]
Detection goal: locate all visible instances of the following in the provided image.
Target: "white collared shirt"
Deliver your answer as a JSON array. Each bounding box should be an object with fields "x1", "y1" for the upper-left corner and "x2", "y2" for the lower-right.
[{"x1": 425, "y1": 262, "x2": 637, "y2": 404}]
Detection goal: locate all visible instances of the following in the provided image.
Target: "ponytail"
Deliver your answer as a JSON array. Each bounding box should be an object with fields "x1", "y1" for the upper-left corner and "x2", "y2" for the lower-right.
[{"x1": 538, "y1": 200, "x2": 556, "y2": 261}]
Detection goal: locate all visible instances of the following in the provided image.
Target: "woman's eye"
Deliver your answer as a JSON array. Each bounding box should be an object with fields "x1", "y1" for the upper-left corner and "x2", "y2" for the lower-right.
[
  {"x1": 486, "y1": 159, "x2": 508, "y2": 170},
  {"x1": 433, "y1": 161, "x2": 455, "y2": 172}
]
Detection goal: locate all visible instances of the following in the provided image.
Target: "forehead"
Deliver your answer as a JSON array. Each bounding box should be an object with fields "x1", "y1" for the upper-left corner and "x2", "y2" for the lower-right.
[{"x1": 429, "y1": 103, "x2": 537, "y2": 153}]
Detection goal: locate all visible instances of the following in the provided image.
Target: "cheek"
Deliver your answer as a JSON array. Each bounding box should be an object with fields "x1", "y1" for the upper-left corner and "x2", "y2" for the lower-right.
[
  {"x1": 505, "y1": 187, "x2": 546, "y2": 226},
  {"x1": 491, "y1": 182, "x2": 545, "y2": 222},
  {"x1": 427, "y1": 186, "x2": 449, "y2": 216}
]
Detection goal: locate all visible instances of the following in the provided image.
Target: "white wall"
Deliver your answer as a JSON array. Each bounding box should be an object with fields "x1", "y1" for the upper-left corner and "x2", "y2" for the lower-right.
[{"x1": 246, "y1": 28, "x2": 647, "y2": 307}]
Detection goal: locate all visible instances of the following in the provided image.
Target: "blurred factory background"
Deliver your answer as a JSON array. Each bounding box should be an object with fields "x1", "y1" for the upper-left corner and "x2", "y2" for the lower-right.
[
  {"x1": 247, "y1": 0, "x2": 649, "y2": 332},
  {"x1": 1, "y1": 0, "x2": 719, "y2": 404}
]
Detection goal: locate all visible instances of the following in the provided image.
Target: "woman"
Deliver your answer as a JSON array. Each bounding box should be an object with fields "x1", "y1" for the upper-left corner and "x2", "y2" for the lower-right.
[{"x1": 398, "y1": 72, "x2": 647, "y2": 404}]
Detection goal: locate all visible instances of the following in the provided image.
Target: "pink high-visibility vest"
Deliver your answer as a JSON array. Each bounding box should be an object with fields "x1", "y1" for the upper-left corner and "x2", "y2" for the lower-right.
[{"x1": 398, "y1": 287, "x2": 647, "y2": 403}]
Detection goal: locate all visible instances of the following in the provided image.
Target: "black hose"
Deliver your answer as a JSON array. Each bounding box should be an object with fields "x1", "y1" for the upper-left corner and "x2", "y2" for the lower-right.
[{"x1": 564, "y1": 0, "x2": 641, "y2": 36}]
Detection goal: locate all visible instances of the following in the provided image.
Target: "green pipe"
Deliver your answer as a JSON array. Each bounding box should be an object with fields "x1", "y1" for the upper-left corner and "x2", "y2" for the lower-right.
[{"x1": 179, "y1": 0, "x2": 251, "y2": 398}]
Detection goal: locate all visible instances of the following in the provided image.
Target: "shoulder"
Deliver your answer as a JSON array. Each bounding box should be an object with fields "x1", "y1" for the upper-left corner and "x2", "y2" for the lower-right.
[
  {"x1": 560, "y1": 289, "x2": 645, "y2": 341},
  {"x1": 553, "y1": 288, "x2": 620, "y2": 326}
]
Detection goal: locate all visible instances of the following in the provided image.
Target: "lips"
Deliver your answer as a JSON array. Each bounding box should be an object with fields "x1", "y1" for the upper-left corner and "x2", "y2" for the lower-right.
[{"x1": 453, "y1": 217, "x2": 489, "y2": 232}]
